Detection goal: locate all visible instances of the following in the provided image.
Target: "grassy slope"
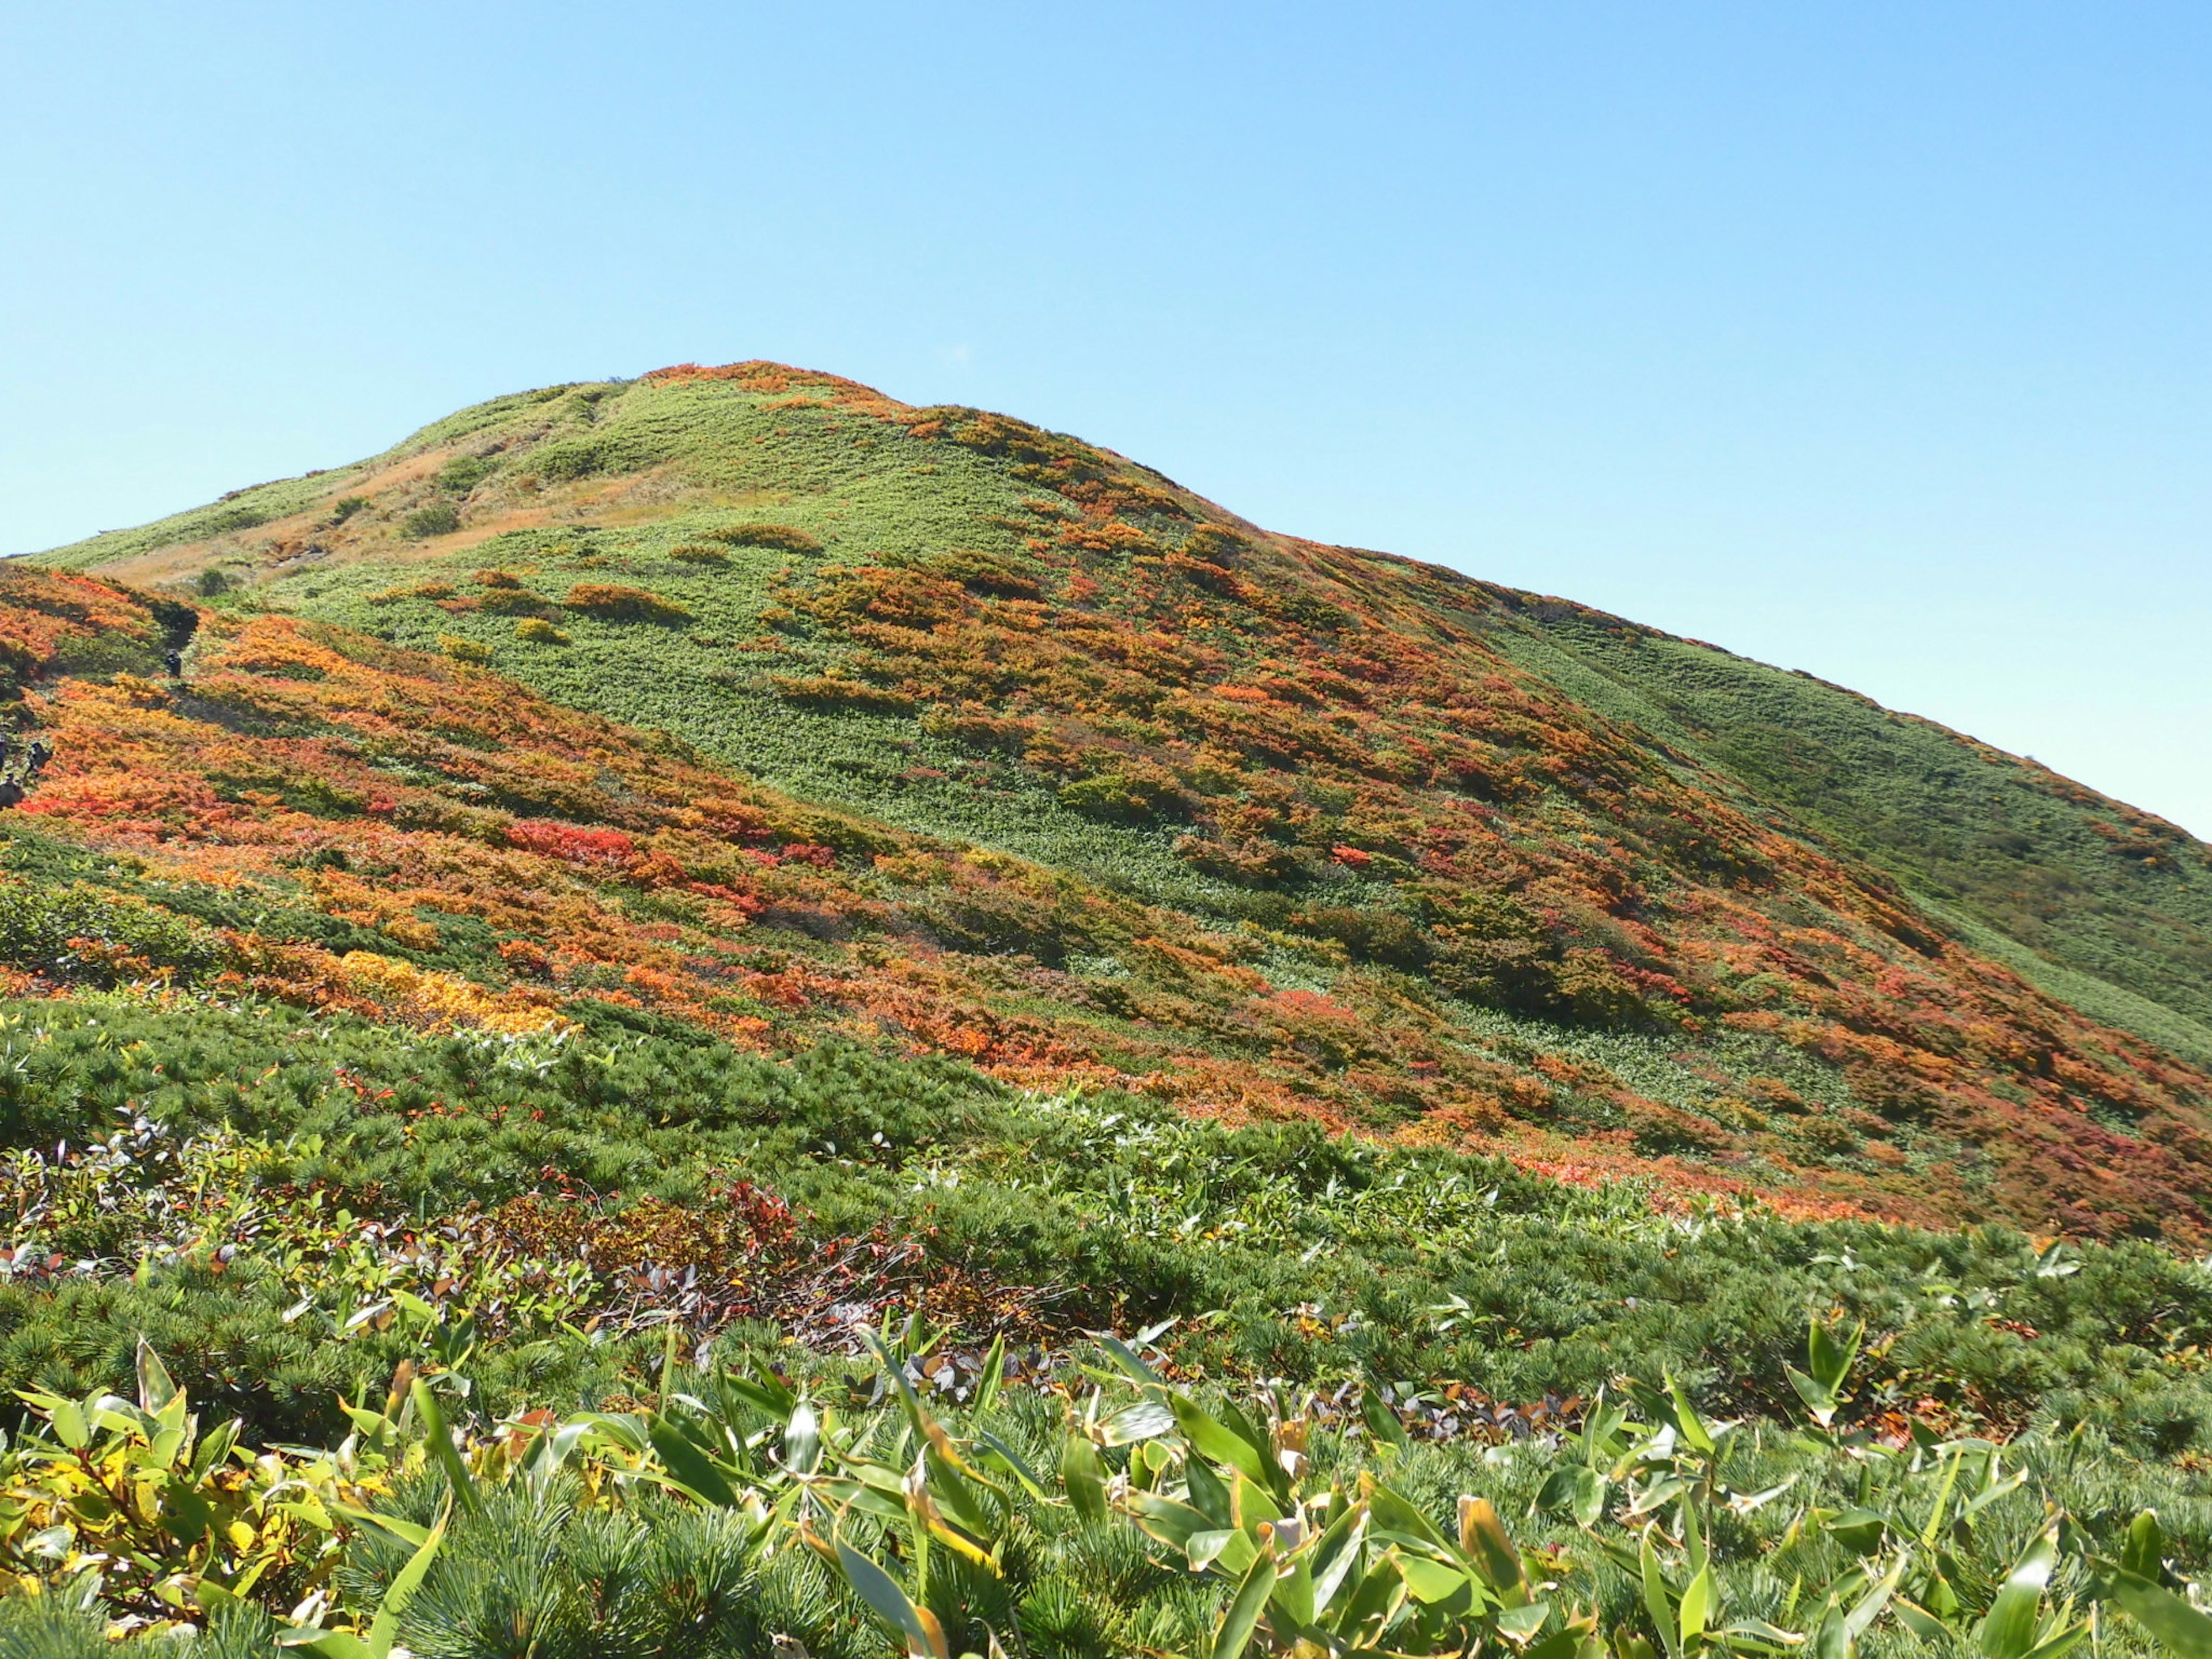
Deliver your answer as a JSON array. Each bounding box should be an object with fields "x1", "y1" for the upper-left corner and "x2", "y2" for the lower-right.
[
  {"x1": 1478, "y1": 597, "x2": 2212, "y2": 1055},
  {"x1": 0, "y1": 578, "x2": 1899, "y2": 1222},
  {"x1": 17, "y1": 363, "x2": 2212, "y2": 1241},
  {"x1": 38, "y1": 364, "x2": 2212, "y2": 1065}
]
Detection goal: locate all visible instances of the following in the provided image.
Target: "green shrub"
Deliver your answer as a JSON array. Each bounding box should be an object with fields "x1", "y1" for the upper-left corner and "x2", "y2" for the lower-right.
[
  {"x1": 438, "y1": 454, "x2": 496, "y2": 494},
  {"x1": 328, "y1": 495, "x2": 371, "y2": 524},
  {"x1": 347, "y1": 1482, "x2": 775, "y2": 1659},
  {"x1": 515, "y1": 617, "x2": 570, "y2": 644},
  {"x1": 1057, "y1": 765, "x2": 1188, "y2": 824},
  {"x1": 706, "y1": 522, "x2": 821, "y2": 554},
  {"x1": 401, "y1": 502, "x2": 461, "y2": 540},
  {"x1": 6, "y1": 990, "x2": 2212, "y2": 1462},
  {"x1": 0, "y1": 878, "x2": 222, "y2": 984}
]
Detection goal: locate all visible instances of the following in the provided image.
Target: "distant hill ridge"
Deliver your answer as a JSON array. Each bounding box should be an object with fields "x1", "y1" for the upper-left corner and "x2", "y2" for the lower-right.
[{"x1": 14, "y1": 358, "x2": 2212, "y2": 1238}]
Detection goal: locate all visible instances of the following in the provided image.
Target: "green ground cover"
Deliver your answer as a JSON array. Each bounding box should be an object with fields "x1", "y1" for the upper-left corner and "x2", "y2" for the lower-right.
[
  {"x1": 5, "y1": 987, "x2": 2212, "y2": 1654},
  {"x1": 1480, "y1": 605, "x2": 2212, "y2": 1046}
]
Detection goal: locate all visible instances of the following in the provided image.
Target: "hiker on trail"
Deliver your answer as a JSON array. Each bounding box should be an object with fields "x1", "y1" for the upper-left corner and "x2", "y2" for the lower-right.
[
  {"x1": 0, "y1": 782, "x2": 19, "y2": 811},
  {"x1": 25, "y1": 739, "x2": 50, "y2": 777},
  {"x1": 165, "y1": 648, "x2": 184, "y2": 678},
  {"x1": 0, "y1": 734, "x2": 11, "y2": 773}
]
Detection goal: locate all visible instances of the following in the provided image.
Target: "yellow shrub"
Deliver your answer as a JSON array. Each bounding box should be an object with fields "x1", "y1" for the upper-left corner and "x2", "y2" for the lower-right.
[
  {"x1": 339, "y1": 950, "x2": 565, "y2": 1035},
  {"x1": 438, "y1": 634, "x2": 493, "y2": 665}
]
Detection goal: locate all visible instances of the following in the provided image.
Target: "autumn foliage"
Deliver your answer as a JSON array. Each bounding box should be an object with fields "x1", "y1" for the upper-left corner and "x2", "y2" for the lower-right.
[{"x1": 0, "y1": 552, "x2": 2202, "y2": 1245}]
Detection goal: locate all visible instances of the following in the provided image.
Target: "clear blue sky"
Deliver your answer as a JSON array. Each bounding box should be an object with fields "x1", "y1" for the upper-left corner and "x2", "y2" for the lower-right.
[{"x1": 5, "y1": 3, "x2": 2207, "y2": 833}]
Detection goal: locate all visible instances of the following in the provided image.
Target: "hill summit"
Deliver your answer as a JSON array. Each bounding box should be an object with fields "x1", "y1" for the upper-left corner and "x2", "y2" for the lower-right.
[{"x1": 18, "y1": 361, "x2": 2212, "y2": 1239}]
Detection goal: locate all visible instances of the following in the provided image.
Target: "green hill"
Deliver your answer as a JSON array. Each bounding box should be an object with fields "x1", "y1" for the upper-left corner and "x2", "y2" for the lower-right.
[
  {"x1": 28, "y1": 358, "x2": 2212, "y2": 1236},
  {"x1": 8, "y1": 362, "x2": 2212, "y2": 1655}
]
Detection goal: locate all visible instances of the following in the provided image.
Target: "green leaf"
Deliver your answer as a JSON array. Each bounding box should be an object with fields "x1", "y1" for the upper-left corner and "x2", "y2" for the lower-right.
[
  {"x1": 1368, "y1": 1480, "x2": 1452, "y2": 1551},
  {"x1": 1643, "y1": 1537, "x2": 1681, "y2": 1659},
  {"x1": 1211, "y1": 1543, "x2": 1279, "y2": 1659},
  {"x1": 975, "y1": 1427, "x2": 1049, "y2": 1497},
  {"x1": 1186, "y1": 1453, "x2": 1233, "y2": 1527},
  {"x1": 784, "y1": 1399, "x2": 821, "y2": 1475},
  {"x1": 1271, "y1": 1547, "x2": 1318, "y2": 1631},
  {"x1": 649, "y1": 1416, "x2": 740, "y2": 1507},
  {"x1": 1810, "y1": 1320, "x2": 1862, "y2": 1396},
  {"x1": 1894, "y1": 1599, "x2": 1951, "y2": 1642},
  {"x1": 409, "y1": 1380, "x2": 479, "y2": 1517},
  {"x1": 1096, "y1": 1334, "x2": 1168, "y2": 1393},
  {"x1": 1128, "y1": 1491, "x2": 1214, "y2": 1551},
  {"x1": 134, "y1": 1336, "x2": 179, "y2": 1414},
  {"x1": 1342, "y1": 1548, "x2": 1411, "y2": 1636},
  {"x1": 157, "y1": 1476, "x2": 213, "y2": 1546},
  {"x1": 1786, "y1": 1367, "x2": 1838, "y2": 1429},
  {"x1": 364, "y1": 1496, "x2": 450, "y2": 1658},
  {"x1": 1309, "y1": 1502, "x2": 1368, "y2": 1616},
  {"x1": 1921, "y1": 1449, "x2": 1965, "y2": 1548},
  {"x1": 833, "y1": 1534, "x2": 949, "y2": 1658},
  {"x1": 1959, "y1": 1464, "x2": 2029, "y2": 1522},
  {"x1": 1062, "y1": 1431, "x2": 1108, "y2": 1524},
  {"x1": 1981, "y1": 1529, "x2": 2060, "y2": 1659},
  {"x1": 1190, "y1": 1527, "x2": 1257, "y2": 1576},
  {"x1": 1099, "y1": 1398, "x2": 1178, "y2": 1446},
  {"x1": 1540, "y1": 1465, "x2": 1607, "y2": 1528},
  {"x1": 1171, "y1": 1394, "x2": 1272, "y2": 1491},
  {"x1": 1827, "y1": 1509, "x2": 1887, "y2": 1557},
  {"x1": 1362, "y1": 1389, "x2": 1412, "y2": 1455},
  {"x1": 1397, "y1": 1550, "x2": 1471, "y2": 1605},
  {"x1": 1666, "y1": 1376, "x2": 1714, "y2": 1455},
  {"x1": 32, "y1": 1392, "x2": 90, "y2": 1451},
  {"x1": 188, "y1": 1416, "x2": 241, "y2": 1483},
  {"x1": 334, "y1": 1505, "x2": 433, "y2": 1550},
  {"x1": 1840, "y1": 1553, "x2": 1908, "y2": 1653},
  {"x1": 2109, "y1": 1569, "x2": 2212, "y2": 1659},
  {"x1": 974, "y1": 1332, "x2": 1007, "y2": 1415},
  {"x1": 1500, "y1": 1601, "x2": 1555, "y2": 1641},
  {"x1": 724, "y1": 1369, "x2": 797, "y2": 1422},
  {"x1": 1231, "y1": 1467, "x2": 1284, "y2": 1525},
  {"x1": 866, "y1": 1330, "x2": 942, "y2": 1444},
  {"x1": 923, "y1": 1445, "x2": 996, "y2": 1539},
  {"x1": 275, "y1": 1633, "x2": 375, "y2": 1659},
  {"x1": 1680, "y1": 1566, "x2": 1713, "y2": 1646},
  {"x1": 2123, "y1": 1512, "x2": 2167, "y2": 1582},
  {"x1": 2018, "y1": 1623, "x2": 2092, "y2": 1659},
  {"x1": 656, "y1": 1321, "x2": 681, "y2": 1408},
  {"x1": 1527, "y1": 1624, "x2": 1593, "y2": 1659}
]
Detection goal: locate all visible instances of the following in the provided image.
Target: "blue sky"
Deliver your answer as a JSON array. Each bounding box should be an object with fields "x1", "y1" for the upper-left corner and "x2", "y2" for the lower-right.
[{"x1": 4, "y1": 3, "x2": 2207, "y2": 832}]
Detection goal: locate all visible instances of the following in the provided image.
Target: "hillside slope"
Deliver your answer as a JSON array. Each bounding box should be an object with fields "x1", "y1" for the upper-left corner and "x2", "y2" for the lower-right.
[
  {"x1": 19, "y1": 361, "x2": 2212, "y2": 1239},
  {"x1": 1477, "y1": 599, "x2": 2212, "y2": 1060}
]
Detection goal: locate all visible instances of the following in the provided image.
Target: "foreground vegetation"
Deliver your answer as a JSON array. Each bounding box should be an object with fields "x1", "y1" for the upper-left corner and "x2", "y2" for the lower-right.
[
  {"x1": 6, "y1": 1274, "x2": 2212, "y2": 1659},
  {"x1": 0, "y1": 988, "x2": 2207, "y2": 1653}
]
